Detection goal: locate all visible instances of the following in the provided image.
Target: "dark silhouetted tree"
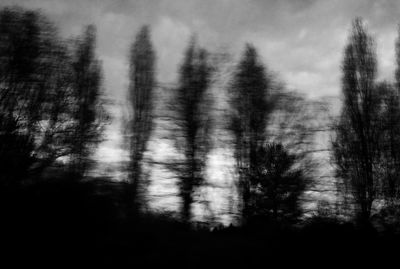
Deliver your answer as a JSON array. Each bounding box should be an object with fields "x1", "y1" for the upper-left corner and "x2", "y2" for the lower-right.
[
  {"x1": 377, "y1": 82, "x2": 400, "y2": 205},
  {"x1": 250, "y1": 143, "x2": 307, "y2": 222},
  {"x1": 381, "y1": 26, "x2": 400, "y2": 204},
  {"x1": 0, "y1": 7, "x2": 73, "y2": 181},
  {"x1": 70, "y1": 24, "x2": 105, "y2": 178},
  {"x1": 0, "y1": 7, "x2": 107, "y2": 184},
  {"x1": 127, "y1": 25, "x2": 155, "y2": 211},
  {"x1": 333, "y1": 18, "x2": 381, "y2": 223},
  {"x1": 173, "y1": 37, "x2": 212, "y2": 222},
  {"x1": 230, "y1": 44, "x2": 271, "y2": 222}
]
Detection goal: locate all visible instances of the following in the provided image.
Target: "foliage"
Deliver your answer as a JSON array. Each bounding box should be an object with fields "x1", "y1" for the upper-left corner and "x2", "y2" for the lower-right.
[
  {"x1": 333, "y1": 18, "x2": 380, "y2": 222},
  {"x1": 230, "y1": 44, "x2": 271, "y2": 221},
  {"x1": 0, "y1": 7, "x2": 107, "y2": 183},
  {"x1": 249, "y1": 143, "x2": 307, "y2": 222},
  {"x1": 172, "y1": 37, "x2": 212, "y2": 222},
  {"x1": 127, "y1": 25, "x2": 155, "y2": 210}
]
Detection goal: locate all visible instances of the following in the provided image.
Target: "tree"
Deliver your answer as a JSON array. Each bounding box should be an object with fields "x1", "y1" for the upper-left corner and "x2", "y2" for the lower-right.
[
  {"x1": 70, "y1": 24, "x2": 105, "y2": 178},
  {"x1": 127, "y1": 25, "x2": 155, "y2": 211},
  {"x1": 0, "y1": 7, "x2": 74, "y2": 181},
  {"x1": 230, "y1": 44, "x2": 271, "y2": 222},
  {"x1": 250, "y1": 143, "x2": 307, "y2": 222},
  {"x1": 173, "y1": 37, "x2": 212, "y2": 222},
  {"x1": 0, "y1": 7, "x2": 107, "y2": 184},
  {"x1": 333, "y1": 18, "x2": 381, "y2": 223},
  {"x1": 377, "y1": 82, "x2": 400, "y2": 205},
  {"x1": 380, "y1": 25, "x2": 400, "y2": 204}
]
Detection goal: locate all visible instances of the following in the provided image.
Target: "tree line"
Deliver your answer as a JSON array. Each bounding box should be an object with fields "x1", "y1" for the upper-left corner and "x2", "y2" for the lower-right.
[{"x1": 2, "y1": 6, "x2": 400, "y2": 229}]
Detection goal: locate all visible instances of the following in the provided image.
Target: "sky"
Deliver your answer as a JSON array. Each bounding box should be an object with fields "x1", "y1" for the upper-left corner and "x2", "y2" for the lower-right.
[
  {"x1": 3, "y1": 0, "x2": 397, "y2": 221},
  {"x1": 2, "y1": 0, "x2": 400, "y2": 100}
]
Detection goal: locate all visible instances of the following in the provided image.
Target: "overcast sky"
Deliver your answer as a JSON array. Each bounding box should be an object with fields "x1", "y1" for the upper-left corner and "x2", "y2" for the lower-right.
[
  {"x1": 4, "y1": 0, "x2": 397, "y2": 218},
  {"x1": 2, "y1": 0, "x2": 400, "y2": 99}
]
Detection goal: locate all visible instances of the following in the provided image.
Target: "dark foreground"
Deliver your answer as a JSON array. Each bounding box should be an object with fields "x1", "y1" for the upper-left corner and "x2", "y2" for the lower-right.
[{"x1": 1, "y1": 177, "x2": 399, "y2": 268}]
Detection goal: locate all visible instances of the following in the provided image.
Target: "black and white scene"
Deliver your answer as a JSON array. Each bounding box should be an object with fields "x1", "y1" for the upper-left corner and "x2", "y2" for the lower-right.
[{"x1": 1, "y1": 0, "x2": 400, "y2": 267}]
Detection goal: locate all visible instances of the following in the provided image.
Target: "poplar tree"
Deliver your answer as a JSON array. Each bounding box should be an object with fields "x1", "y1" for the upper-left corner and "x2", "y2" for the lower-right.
[
  {"x1": 71, "y1": 25, "x2": 104, "y2": 178},
  {"x1": 174, "y1": 38, "x2": 212, "y2": 222},
  {"x1": 128, "y1": 25, "x2": 155, "y2": 210},
  {"x1": 333, "y1": 18, "x2": 380, "y2": 223},
  {"x1": 230, "y1": 44, "x2": 270, "y2": 221}
]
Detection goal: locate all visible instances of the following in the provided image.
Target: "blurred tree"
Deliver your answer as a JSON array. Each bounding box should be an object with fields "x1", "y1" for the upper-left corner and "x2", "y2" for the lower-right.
[
  {"x1": 0, "y1": 7, "x2": 107, "y2": 184},
  {"x1": 377, "y1": 82, "x2": 400, "y2": 205},
  {"x1": 173, "y1": 37, "x2": 212, "y2": 222},
  {"x1": 127, "y1": 25, "x2": 155, "y2": 211},
  {"x1": 0, "y1": 7, "x2": 71, "y2": 181},
  {"x1": 70, "y1": 24, "x2": 105, "y2": 178},
  {"x1": 383, "y1": 26, "x2": 400, "y2": 204},
  {"x1": 251, "y1": 143, "x2": 307, "y2": 222},
  {"x1": 332, "y1": 18, "x2": 381, "y2": 224},
  {"x1": 230, "y1": 44, "x2": 271, "y2": 222}
]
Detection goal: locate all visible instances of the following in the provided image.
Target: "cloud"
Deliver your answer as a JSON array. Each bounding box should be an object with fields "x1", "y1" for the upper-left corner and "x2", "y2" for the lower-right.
[{"x1": 2, "y1": 0, "x2": 400, "y2": 98}]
